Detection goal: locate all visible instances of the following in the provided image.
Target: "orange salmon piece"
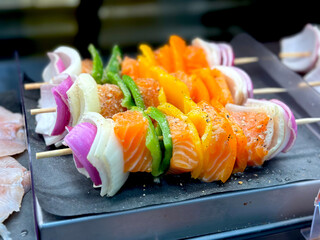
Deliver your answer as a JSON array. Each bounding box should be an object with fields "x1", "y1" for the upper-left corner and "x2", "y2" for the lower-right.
[
  {"x1": 134, "y1": 78, "x2": 160, "y2": 108},
  {"x1": 212, "y1": 100, "x2": 248, "y2": 173},
  {"x1": 81, "y1": 59, "x2": 93, "y2": 74},
  {"x1": 229, "y1": 110, "x2": 269, "y2": 166},
  {"x1": 113, "y1": 110, "x2": 152, "y2": 172},
  {"x1": 154, "y1": 44, "x2": 174, "y2": 73},
  {"x1": 158, "y1": 103, "x2": 203, "y2": 178},
  {"x1": 166, "y1": 115, "x2": 199, "y2": 174},
  {"x1": 198, "y1": 101, "x2": 237, "y2": 183},
  {"x1": 97, "y1": 84, "x2": 126, "y2": 118}
]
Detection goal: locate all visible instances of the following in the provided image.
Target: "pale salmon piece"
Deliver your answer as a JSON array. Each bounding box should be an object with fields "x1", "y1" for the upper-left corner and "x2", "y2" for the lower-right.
[
  {"x1": 81, "y1": 59, "x2": 93, "y2": 74},
  {"x1": 134, "y1": 78, "x2": 160, "y2": 109},
  {"x1": 0, "y1": 106, "x2": 26, "y2": 157},
  {"x1": 229, "y1": 110, "x2": 270, "y2": 166},
  {"x1": 211, "y1": 100, "x2": 248, "y2": 173},
  {"x1": 98, "y1": 77, "x2": 160, "y2": 119},
  {"x1": 97, "y1": 84, "x2": 127, "y2": 118},
  {"x1": 166, "y1": 115, "x2": 199, "y2": 174},
  {"x1": 113, "y1": 110, "x2": 152, "y2": 172},
  {"x1": 198, "y1": 102, "x2": 237, "y2": 183}
]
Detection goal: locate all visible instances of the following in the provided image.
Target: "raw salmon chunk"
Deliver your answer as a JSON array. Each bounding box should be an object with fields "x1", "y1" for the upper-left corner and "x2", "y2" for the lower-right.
[{"x1": 113, "y1": 110, "x2": 152, "y2": 172}]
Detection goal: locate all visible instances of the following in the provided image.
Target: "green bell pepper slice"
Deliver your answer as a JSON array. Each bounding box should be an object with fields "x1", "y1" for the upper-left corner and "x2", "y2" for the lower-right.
[
  {"x1": 88, "y1": 44, "x2": 103, "y2": 84},
  {"x1": 106, "y1": 72, "x2": 134, "y2": 109},
  {"x1": 102, "y1": 45, "x2": 122, "y2": 84},
  {"x1": 131, "y1": 106, "x2": 163, "y2": 177},
  {"x1": 146, "y1": 106, "x2": 172, "y2": 174},
  {"x1": 142, "y1": 111, "x2": 163, "y2": 177},
  {"x1": 122, "y1": 75, "x2": 146, "y2": 110}
]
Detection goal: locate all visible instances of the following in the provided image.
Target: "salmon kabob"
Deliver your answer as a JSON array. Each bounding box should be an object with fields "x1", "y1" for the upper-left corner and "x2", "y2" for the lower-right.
[
  {"x1": 34, "y1": 64, "x2": 298, "y2": 197},
  {"x1": 29, "y1": 39, "x2": 317, "y2": 197}
]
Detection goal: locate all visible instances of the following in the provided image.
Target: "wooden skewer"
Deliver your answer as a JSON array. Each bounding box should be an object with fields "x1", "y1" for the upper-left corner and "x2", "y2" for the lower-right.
[
  {"x1": 253, "y1": 88, "x2": 287, "y2": 94},
  {"x1": 233, "y1": 52, "x2": 311, "y2": 65},
  {"x1": 29, "y1": 79, "x2": 320, "y2": 115},
  {"x1": 28, "y1": 80, "x2": 320, "y2": 115},
  {"x1": 30, "y1": 107, "x2": 57, "y2": 115},
  {"x1": 299, "y1": 81, "x2": 320, "y2": 88},
  {"x1": 34, "y1": 116, "x2": 320, "y2": 159},
  {"x1": 296, "y1": 118, "x2": 320, "y2": 125},
  {"x1": 234, "y1": 57, "x2": 259, "y2": 65},
  {"x1": 253, "y1": 81, "x2": 320, "y2": 95},
  {"x1": 24, "y1": 82, "x2": 48, "y2": 90},
  {"x1": 36, "y1": 148, "x2": 73, "y2": 159},
  {"x1": 278, "y1": 51, "x2": 311, "y2": 58}
]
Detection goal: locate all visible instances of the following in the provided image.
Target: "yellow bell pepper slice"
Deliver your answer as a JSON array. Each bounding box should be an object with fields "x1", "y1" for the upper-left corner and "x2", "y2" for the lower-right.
[
  {"x1": 158, "y1": 87, "x2": 167, "y2": 105},
  {"x1": 139, "y1": 44, "x2": 158, "y2": 66}
]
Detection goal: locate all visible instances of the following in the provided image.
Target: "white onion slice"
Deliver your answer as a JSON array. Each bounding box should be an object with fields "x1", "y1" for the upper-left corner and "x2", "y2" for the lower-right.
[
  {"x1": 42, "y1": 46, "x2": 82, "y2": 82},
  {"x1": 67, "y1": 73, "x2": 101, "y2": 126},
  {"x1": 280, "y1": 24, "x2": 320, "y2": 73},
  {"x1": 82, "y1": 112, "x2": 129, "y2": 197}
]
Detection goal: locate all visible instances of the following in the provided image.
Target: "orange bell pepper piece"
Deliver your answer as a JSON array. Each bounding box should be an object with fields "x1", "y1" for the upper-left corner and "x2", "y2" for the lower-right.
[{"x1": 169, "y1": 35, "x2": 187, "y2": 72}]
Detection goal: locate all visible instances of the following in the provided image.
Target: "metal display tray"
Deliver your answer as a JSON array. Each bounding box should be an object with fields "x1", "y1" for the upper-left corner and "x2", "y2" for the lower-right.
[{"x1": 20, "y1": 33, "x2": 320, "y2": 239}]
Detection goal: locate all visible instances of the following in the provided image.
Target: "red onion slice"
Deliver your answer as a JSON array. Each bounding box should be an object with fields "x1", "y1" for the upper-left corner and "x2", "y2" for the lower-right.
[
  {"x1": 218, "y1": 43, "x2": 234, "y2": 66},
  {"x1": 64, "y1": 122, "x2": 101, "y2": 186},
  {"x1": 269, "y1": 99, "x2": 297, "y2": 153},
  {"x1": 280, "y1": 24, "x2": 320, "y2": 73},
  {"x1": 51, "y1": 90, "x2": 70, "y2": 136},
  {"x1": 56, "y1": 57, "x2": 66, "y2": 73},
  {"x1": 51, "y1": 76, "x2": 73, "y2": 135},
  {"x1": 42, "y1": 46, "x2": 82, "y2": 82},
  {"x1": 233, "y1": 67, "x2": 254, "y2": 98},
  {"x1": 53, "y1": 75, "x2": 73, "y2": 106},
  {"x1": 218, "y1": 44, "x2": 228, "y2": 66}
]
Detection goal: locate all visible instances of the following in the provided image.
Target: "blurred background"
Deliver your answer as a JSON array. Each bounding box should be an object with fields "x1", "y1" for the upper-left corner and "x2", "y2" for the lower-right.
[{"x1": 0, "y1": 0, "x2": 319, "y2": 60}]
